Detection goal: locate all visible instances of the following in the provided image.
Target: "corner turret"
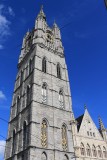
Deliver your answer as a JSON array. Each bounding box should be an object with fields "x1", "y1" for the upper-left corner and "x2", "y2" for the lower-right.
[
  {"x1": 53, "y1": 21, "x2": 63, "y2": 53},
  {"x1": 99, "y1": 116, "x2": 107, "y2": 142}
]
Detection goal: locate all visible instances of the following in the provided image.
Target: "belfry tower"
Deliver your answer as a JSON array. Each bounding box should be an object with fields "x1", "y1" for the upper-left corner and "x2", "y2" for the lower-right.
[{"x1": 5, "y1": 7, "x2": 75, "y2": 160}]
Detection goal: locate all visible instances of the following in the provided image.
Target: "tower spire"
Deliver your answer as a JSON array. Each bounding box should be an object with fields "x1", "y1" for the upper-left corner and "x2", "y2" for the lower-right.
[
  {"x1": 37, "y1": 5, "x2": 46, "y2": 21},
  {"x1": 41, "y1": 5, "x2": 43, "y2": 11},
  {"x1": 84, "y1": 104, "x2": 87, "y2": 110}
]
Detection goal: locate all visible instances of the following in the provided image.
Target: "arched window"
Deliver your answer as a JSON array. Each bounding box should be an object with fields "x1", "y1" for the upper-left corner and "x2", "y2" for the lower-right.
[
  {"x1": 42, "y1": 83, "x2": 47, "y2": 104},
  {"x1": 22, "y1": 154, "x2": 25, "y2": 160},
  {"x1": 16, "y1": 96, "x2": 20, "y2": 115},
  {"x1": 42, "y1": 57, "x2": 47, "y2": 73},
  {"x1": 86, "y1": 144, "x2": 91, "y2": 157},
  {"x1": 103, "y1": 146, "x2": 107, "y2": 158},
  {"x1": 57, "y1": 63, "x2": 61, "y2": 79},
  {"x1": 29, "y1": 59, "x2": 32, "y2": 74},
  {"x1": 41, "y1": 152, "x2": 47, "y2": 160},
  {"x1": 26, "y1": 85, "x2": 31, "y2": 105},
  {"x1": 80, "y1": 143, "x2": 85, "y2": 156},
  {"x1": 92, "y1": 145, "x2": 97, "y2": 157},
  {"x1": 64, "y1": 154, "x2": 69, "y2": 160},
  {"x1": 20, "y1": 71, "x2": 23, "y2": 84},
  {"x1": 23, "y1": 121, "x2": 28, "y2": 149},
  {"x1": 98, "y1": 146, "x2": 102, "y2": 158},
  {"x1": 41, "y1": 120, "x2": 48, "y2": 148},
  {"x1": 12, "y1": 129, "x2": 16, "y2": 155},
  {"x1": 59, "y1": 89, "x2": 64, "y2": 108},
  {"x1": 62, "y1": 124, "x2": 68, "y2": 151}
]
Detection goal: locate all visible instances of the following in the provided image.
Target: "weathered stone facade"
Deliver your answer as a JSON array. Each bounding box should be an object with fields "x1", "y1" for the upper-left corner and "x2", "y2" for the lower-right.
[{"x1": 4, "y1": 7, "x2": 75, "y2": 160}]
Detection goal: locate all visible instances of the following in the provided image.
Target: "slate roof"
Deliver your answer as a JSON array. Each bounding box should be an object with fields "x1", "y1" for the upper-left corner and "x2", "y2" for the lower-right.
[{"x1": 76, "y1": 114, "x2": 84, "y2": 131}]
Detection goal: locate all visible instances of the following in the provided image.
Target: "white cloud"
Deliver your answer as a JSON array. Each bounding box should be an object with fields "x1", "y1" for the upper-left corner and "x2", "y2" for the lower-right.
[
  {"x1": 0, "y1": 45, "x2": 3, "y2": 50},
  {"x1": 0, "y1": 4, "x2": 15, "y2": 48},
  {"x1": 0, "y1": 91, "x2": 6, "y2": 100},
  {"x1": 0, "y1": 140, "x2": 5, "y2": 159},
  {"x1": 8, "y1": 7, "x2": 15, "y2": 17},
  {"x1": 0, "y1": 14, "x2": 10, "y2": 36},
  {"x1": 0, "y1": 5, "x2": 4, "y2": 14}
]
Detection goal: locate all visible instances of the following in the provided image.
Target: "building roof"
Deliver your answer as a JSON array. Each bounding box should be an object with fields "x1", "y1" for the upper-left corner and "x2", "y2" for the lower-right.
[{"x1": 76, "y1": 114, "x2": 84, "y2": 131}]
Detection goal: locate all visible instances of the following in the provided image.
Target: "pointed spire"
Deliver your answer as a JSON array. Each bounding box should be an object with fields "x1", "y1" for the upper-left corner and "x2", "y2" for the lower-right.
[
  {"x1": 41, "y1": 5, "x2": 43, "y2": 10},
  {"x1": 40, "y1": 5, "x2": 44, "y2": 14},
  {"x1": 99, "y1": 116, "x2": 105, "y2": 130},
  {"x1": 37, "y1": 5, "x2": 46, "y2": 21},
  {"x1": 27, "y1": 28, "x2": 30, "y2": 33},
  {"x1": 84, "y1": 104, "x2": 87, "y2": 110},
  {"x1": 53, "y1": 20, "x2": 59, "y2": 28}
]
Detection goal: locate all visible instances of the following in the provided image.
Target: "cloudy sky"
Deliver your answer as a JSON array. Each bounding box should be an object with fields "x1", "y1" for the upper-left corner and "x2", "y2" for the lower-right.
[{"x1": 0, "y1": 0, "x2": 107, "y2": 159}]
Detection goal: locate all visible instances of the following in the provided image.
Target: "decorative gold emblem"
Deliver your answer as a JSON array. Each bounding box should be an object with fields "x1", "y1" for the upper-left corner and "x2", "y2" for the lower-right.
[
  {"x1": 62, "y1": 125, "x2": 68, "y2": 150},
  {"x1": 41, "y1": 120, "x2": 47, "y2": 148}
]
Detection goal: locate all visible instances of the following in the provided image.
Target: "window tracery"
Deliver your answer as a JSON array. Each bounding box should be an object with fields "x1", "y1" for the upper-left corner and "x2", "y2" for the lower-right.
[{"x1": 62, "y1": 125, "x2": 68, "y2": 151}]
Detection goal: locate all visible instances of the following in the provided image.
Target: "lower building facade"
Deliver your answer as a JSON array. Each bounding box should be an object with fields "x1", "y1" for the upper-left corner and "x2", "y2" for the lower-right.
[{"x1": 71, "y1": 108, "x2": 107, "y2": 160}]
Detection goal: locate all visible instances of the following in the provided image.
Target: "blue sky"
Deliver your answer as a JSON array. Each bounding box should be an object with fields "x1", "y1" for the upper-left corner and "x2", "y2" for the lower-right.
[{"x1": 0, "y1": 0, "x2": 107, "y2": 159}]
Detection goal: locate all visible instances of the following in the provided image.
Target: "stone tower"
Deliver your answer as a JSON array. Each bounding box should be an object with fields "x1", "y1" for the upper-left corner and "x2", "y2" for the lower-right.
[{"x1": 5, "y1": 7, "x2": 75, "y2": 160}]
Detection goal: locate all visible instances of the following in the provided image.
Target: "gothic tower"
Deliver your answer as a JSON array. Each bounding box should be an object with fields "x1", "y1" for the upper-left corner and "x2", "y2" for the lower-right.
[{"x1": 5, "y1": 7, "x2": 75, "y2": 160}]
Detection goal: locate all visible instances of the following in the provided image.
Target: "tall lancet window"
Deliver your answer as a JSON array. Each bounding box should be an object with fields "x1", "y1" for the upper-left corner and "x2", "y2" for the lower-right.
[
  {"x1": 98, "y1": 146, "x2": 102, "y2": 158},
  {"x1": 26, "y1": 85, "x2": 31, "y2": 105},
  {"x1": 23, "y1": 121, "x2": 28, "y2": 149},
  {"x1": 86, "y1": 144, "x2": 91, "y2": 157},
  {"x1": 42, "y1": 83, "x2": 47, "y2": 104},
  {"x1": 80, "y1": 143, "x2": 85, "y2": 156},
  {"x1": 41, "y1": 152, "x2": 47, "y2": 160},
  {"x1": 64, "y1": 155, "x2": 69, "y2": 160},
  {"x1": 92, "y1": 145, "x2": 97, "y2": 157},
  {"x1": 42, "y1": 57, "x2": 47, "y2": 73},
  {"x1": 103, "y1": 146, "x2": 107, "y2": 158},
  {"x1": 29, "y1": 59, "x2": 32, "y2": 74},
  {"x1": 41, "y1": 120, "x2": 48, "y2": 148},
  {"x1": 59, "y1": 89, "x2": 64, "y2": 108},
  {"x1": 20, "y1": 70, "x2": 23, "y2": 84},
  {"x1": 57, "y1": 63, "x2": 61, "y2": 79},
  {"x1": 16, "y1": 96, "x2": 20, "y2": 115},
  {"x1": 62, "y1": 124, "x2": 68, "y2": 151},
  {"x1": 12, "y1": 129, "x2": 16, "y2": 155}
]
